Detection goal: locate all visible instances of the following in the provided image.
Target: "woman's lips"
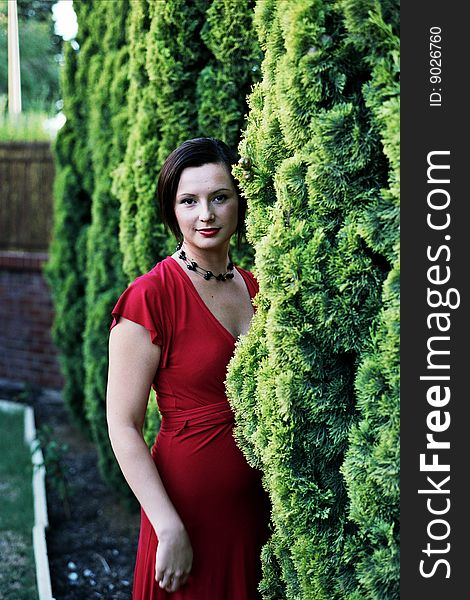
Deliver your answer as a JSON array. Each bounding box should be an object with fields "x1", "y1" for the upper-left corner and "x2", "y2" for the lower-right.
[{"x1": 197, "y1": 228, "x2": 220, "y2": 237}]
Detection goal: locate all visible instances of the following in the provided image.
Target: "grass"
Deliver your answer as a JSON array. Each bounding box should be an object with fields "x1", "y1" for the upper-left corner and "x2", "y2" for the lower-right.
[
  {"x1": 0, "y1": 111, "x2": 55, "y2": 142},
  {"x1": 0, "y1": 407, "x2": 38, "y2": 599}
]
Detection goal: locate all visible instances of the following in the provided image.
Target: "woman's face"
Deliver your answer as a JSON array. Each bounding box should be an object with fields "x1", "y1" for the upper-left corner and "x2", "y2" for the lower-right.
[{"x1": 174, "y1": 162, "x2": 238, "y2": 253}]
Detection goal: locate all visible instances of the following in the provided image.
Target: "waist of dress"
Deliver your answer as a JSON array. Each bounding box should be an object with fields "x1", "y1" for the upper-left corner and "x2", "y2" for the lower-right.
[{"x1": 159, "y1": 401, "x2": 235, "y2": 433}]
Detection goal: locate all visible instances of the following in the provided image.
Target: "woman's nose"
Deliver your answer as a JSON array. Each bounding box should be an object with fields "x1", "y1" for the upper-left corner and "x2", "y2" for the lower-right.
[{"x1": 198, "y1": 201, "x2": 215, "y2": 222}]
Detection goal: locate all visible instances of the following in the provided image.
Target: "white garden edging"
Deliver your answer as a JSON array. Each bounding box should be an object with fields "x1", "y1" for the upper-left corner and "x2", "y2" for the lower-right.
[{"x1": 0, "y1": 400, "x2": 54, "y2": 600}]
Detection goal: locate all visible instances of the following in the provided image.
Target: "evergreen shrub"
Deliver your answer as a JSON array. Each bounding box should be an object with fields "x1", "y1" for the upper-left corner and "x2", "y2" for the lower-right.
[
  {"x1": 340, "y1": 1, "x2": 400, "y2": 596},
  {"x1": 45, "y1": 27, "x2": 92, "y2": 430},
  {"x1": 226, "y1": 0, "x2": 399, "y2": 597},
  {"x1": 81, "y1": 0, "x2": 134, "y2": 495}
]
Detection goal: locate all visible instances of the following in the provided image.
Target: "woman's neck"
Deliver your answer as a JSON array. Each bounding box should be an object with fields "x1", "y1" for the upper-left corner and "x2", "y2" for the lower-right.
[{"x1": 175, "y1": 242, "x2": 232, "y2": 276}]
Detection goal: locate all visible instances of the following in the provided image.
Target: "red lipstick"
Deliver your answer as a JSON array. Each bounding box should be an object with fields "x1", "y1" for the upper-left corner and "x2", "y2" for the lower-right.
[{"x1": 197, "y1": 228, "x2": 220, "y2": 237}]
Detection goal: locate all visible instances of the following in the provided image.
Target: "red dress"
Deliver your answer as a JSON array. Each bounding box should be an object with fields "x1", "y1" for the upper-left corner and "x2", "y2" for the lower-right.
[{"x1": 110, "y1": 256, "x2": 270, "y2": 599}]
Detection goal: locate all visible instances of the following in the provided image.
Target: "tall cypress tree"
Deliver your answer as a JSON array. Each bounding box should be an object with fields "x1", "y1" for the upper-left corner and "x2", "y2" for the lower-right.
[
  {"x1": 82, "y1": 0, "x2": 133, "y2": 494},
  {"x1": 197, "y1": 0, "x2": 261, "y2": 149},
  {"x1": 110, "y1": 0, "x2": 263, "y2": 454},
  {"x1": 110, "y1": 0, "x2": 212, "y2": 451},
  {"x1": 340, "y1": 1, "x2": 400, "y2": 597},
  {"x1": 44, "y1": 3, "x2": 95, "y2": 430},
  {"x1": 47, "y1": 0, "x2": 263, "y2": 493},
  {"x1": 226, "y1": 0, "x2": 399, "y2": 597}
]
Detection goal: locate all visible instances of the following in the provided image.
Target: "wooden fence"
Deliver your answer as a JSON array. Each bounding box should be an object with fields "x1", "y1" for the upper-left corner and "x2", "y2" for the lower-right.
[{"x1": 0, "y1": 142, "x2": 55, "y2": 251}]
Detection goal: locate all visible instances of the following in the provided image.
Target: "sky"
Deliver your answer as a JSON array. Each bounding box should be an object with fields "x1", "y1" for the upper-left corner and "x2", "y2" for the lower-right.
[{"x1": 52, "y1": 0, "x2": 78, "y2": 41}]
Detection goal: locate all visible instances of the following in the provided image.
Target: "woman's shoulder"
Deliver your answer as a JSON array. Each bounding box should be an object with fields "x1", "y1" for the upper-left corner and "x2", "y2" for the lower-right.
[
  {"x1": 128, "y1": 256, "x2": 177, "y2": 292},
  {"x1": 112, "y1": 257, "x2": 178, "y2": 314},
  {"x1": 112, "y1": 258, "x2": 180, "y2": 314},
  {"x1": 111, "y1": 259, "x2": 176, "y2": 345}
]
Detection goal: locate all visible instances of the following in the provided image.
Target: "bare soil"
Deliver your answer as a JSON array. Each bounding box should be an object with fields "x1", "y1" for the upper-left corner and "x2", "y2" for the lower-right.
[{"x1": 0, "y1": 381, "x2": 140, "y2": 600}]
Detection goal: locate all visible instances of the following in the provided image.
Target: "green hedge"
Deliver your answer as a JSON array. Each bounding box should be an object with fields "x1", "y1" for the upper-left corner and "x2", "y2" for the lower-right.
[
  {"x1": 226, "y1": 0, "x2": 399, "y2": 597},
  {"x1": 45, "y1": 12, "x2": 93, "y2": 429},
  {"x1": 113, "y1": 0, "x2": 261, "y2": 280},
  {"x1": 340, "y1": 1, "x2": 400, "y2": 596},
  {"x1": 81, "y1": 0, "x2": 132, "y2": 495},
  {"x1": 111, "y1": 0, "x2": 160, "y2": 282},
  {"x1": 198, "y1": 0, "x2": 261, "y2": 150}
]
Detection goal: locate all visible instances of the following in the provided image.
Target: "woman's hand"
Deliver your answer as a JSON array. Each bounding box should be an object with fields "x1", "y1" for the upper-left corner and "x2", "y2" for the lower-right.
[{"x1": 155, "y1": 525, "x2": 193, "y2": 593}]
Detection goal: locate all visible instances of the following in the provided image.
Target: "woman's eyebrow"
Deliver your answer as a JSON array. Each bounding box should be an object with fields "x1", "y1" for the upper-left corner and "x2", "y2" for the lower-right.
[
  {"x1": 176, "y1": 187, "x2": 232, "y2": 198},
  {"x1": 210, "y1": 188, "x2": 232, "y2": 195}
]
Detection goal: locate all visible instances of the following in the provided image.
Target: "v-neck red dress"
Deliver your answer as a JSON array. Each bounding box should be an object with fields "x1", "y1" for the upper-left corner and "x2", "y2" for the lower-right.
[{"x1": 110, "y1": 256, "x2": 270, "y2": 600}]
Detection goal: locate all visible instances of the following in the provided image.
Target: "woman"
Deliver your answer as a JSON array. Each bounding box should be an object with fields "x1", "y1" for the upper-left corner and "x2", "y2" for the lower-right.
[{"x1": 106, "y1": 137, "x2": 270, "y2": 599}]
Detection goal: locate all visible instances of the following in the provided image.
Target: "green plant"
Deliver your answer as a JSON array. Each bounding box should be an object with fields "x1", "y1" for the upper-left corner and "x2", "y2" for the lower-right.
[
  {"x1": 110, "y1": 0, "x2": 261, "y2": 461},
  {"x1": 113, "y1": 0, "x2": 262, "y2": 280},
  {"x1": 44, "y1": 12, "x2": 94, "y2": 431},
  {"x1": 143, "y1": 389, "x2": 162, "y2": 449},
  {"x1": 226, "y1": 0, "x2": 399, "y2": 597},
  {"x1": 33, "y1": 424, "x2": 71, "y2": 518},
  {"x1": 82, "y1": 0, "x2": 131, "y2": 496},
  {"x1": 339, "y1": 1, "x2": 400, "y2": 596},
  {"x1": 113, "y1": 0, "x2": 211, "y2": 281}
]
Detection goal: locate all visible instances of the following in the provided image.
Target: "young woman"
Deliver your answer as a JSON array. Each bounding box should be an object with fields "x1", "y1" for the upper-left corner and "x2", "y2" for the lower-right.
[{"x1": 106, "y1": 138, "x2": 270, "y2": 599}]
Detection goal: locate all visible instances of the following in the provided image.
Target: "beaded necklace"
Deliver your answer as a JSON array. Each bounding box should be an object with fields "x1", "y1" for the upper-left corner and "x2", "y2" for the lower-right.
[{"x1": 178, "y1": 249, "x2": 234, "y2": 281}]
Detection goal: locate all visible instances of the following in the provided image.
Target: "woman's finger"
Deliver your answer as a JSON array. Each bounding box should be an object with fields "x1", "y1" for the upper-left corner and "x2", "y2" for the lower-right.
[
  {"x1": 155, "y1": 567, "x2": 164, "y2": 584},
  {"x1": 159, "y1": 571, "x2": 173, "y2": 589},
  {"x1": 167, "y1": 576, "x2": 179, "y2": 593},
  {"x1": 166, "y1": 572, "x2": 188, "y2": 593}
]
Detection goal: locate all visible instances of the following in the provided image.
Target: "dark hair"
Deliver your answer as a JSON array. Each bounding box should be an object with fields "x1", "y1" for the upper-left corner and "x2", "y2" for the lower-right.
[{"x1": 157, "y1": 137, "x2": 246, "y2": 247}]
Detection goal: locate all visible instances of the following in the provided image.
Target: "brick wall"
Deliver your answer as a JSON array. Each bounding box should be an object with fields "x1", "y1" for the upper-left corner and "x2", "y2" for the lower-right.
[{"x1": 0, "y1": 251, "x2": 64, "y2": 390}]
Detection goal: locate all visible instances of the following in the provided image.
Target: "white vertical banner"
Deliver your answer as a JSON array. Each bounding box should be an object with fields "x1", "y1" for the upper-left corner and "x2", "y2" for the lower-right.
[{"x1": 8, "y1": 0, "x2": 22, "y2": 114}]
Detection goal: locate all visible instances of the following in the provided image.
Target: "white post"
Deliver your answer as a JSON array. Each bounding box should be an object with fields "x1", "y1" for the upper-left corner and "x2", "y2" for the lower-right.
[{"x1": 8, "y1": 0, "x2": 22, "y2": 114}]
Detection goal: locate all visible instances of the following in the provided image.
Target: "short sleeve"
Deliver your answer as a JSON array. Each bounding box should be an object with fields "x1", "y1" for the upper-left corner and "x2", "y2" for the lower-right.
[{"x1": 110, "y1": 275, "x2": 164, "y2": 347}]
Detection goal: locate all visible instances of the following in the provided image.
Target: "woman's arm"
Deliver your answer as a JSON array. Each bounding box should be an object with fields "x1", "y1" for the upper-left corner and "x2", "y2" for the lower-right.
[{"x1": 106, "y1": 317, "x2": 192, "y2": 592}]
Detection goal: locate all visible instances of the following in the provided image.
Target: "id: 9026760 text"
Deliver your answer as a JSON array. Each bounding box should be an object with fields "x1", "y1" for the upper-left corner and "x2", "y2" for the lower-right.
[{"x1": 429, "y1": 26, "x2": 442, "y2": 108}]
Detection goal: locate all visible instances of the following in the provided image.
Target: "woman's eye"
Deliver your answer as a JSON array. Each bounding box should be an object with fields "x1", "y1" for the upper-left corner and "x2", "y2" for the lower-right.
[
  {"x1": 180, "y1": 197, "x2": 195, "y2": 205},
  {"x1": 212, "y1": 194, "x2": 227, "y2": 204}
]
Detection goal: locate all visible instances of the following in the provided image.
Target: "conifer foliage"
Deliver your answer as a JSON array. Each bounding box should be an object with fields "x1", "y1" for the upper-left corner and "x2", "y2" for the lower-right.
[
  {"x1": 226, "y1": 0, "x2": 399, "y2": 598},
  {"x1": 339, "y1": 1, "x2": 400, "y2": 597},
  {"x1": 81, "y1": 0, "x2": 131, "y2": 494},
  {"x1": 112, "y1": 0, "x2": 260, "y2": 280},
  {"x1": 197, "y1": 0, "x2": 261, "y2": 268},
  {"x1": 198, "y1": 0, "x2": 261, "y2": 150},
  {"x1": 44, "y1": 3, "x2": 95, "y2": 429},
  {"x1": 47, "y1": 0, "x2": 134, "y2": 496}
]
